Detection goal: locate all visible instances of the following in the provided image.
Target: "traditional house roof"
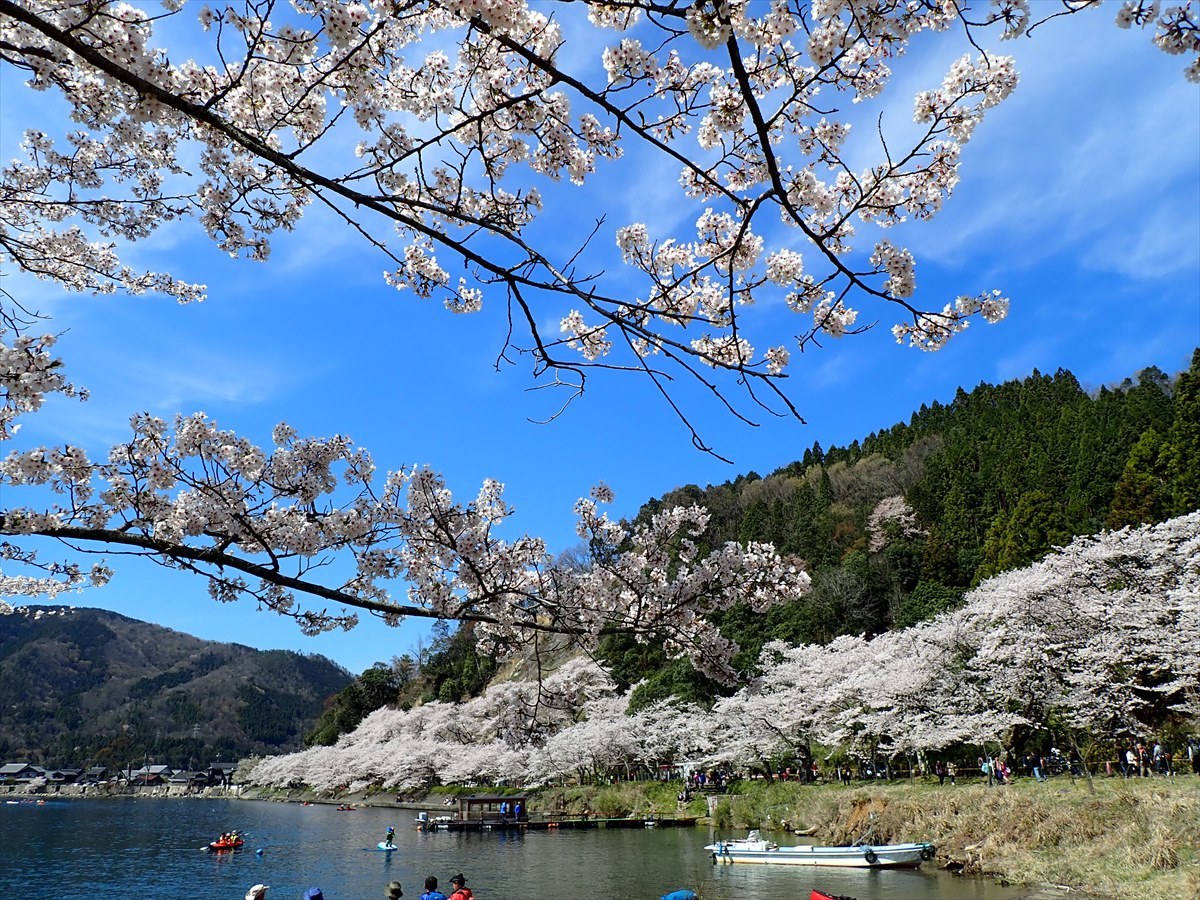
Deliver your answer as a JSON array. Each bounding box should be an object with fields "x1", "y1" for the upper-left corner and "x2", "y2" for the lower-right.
[
  {"x1": 1, "y1": 763, "x2": 46, "y2": 781},
  {"x1": 128, "y1": 764, "x2": 173, "y2": 785},
  {"x1": 167, "y1": 770, "x2": 211, "y2": 784},
  {"x1": 209, "y1": 761, "x2": 238, "y2": 773}
]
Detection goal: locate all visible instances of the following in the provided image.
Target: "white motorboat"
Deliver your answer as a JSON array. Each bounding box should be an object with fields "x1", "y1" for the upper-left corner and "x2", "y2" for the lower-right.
[{"x1": 705, "y1": 830, "x2": 935, "y2": 868}]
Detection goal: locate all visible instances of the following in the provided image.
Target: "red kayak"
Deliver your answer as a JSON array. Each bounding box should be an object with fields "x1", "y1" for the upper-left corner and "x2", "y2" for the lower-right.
[
  {"x1": 811, "y1": 891, "x2": 856, "y2": 900},
  {"x1": 208, "y1": 838, "x2": 244, "y2": 852}
]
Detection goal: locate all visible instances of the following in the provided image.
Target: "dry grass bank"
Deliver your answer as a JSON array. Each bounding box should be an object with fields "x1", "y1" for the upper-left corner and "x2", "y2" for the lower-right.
[{"x1": 707, "y1": 776, "x2": 1200, "y2": 900}]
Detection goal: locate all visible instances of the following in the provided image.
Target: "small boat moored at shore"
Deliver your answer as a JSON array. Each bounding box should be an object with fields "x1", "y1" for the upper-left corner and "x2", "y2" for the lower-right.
[{"x1": 706, "y1": 830, "x2": 934, "y2": 868}]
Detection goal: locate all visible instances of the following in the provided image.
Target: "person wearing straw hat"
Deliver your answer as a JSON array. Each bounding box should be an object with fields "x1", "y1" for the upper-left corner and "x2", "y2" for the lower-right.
[
  {"x1": 385, "y1": 881, "x2": 404, "y2": 899},
  {"x1": 244, "y1": 885, "x2": 269, "y2": 900},
  {"x1": 447, "y1": 873, "x2": 473, "y2": 900}
]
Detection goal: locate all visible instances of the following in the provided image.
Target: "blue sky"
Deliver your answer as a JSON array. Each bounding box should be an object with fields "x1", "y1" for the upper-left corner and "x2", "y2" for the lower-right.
[{"x1": 2, "y1": 5, "x2": 1197, "y2": 674}]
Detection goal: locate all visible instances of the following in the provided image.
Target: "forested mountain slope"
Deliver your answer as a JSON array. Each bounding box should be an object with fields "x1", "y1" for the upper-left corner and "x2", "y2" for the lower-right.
[
  {"x1": 608, "y1": 352, "x2": 1199, "y2": 704},
  {"x1": 0, "y1": 606, "x2": 352, "y2": 767},
  {"x1": 286, "y1": 354, "x2": 1200, "y2": 737}
]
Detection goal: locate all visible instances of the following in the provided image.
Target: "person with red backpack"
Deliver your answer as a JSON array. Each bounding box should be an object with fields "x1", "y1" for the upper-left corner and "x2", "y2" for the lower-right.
[{"x1": 447, "y1": 873, "x2": 473, "y2": 900}]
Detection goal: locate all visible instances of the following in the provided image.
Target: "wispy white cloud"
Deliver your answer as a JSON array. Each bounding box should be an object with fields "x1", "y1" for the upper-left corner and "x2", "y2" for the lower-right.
[{"x1": 899, "y1": 16, "x2": 1199, "y2": 285}]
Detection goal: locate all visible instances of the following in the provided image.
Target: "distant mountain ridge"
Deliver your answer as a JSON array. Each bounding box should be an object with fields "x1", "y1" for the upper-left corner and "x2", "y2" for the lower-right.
[{"x1": 0, "y1": 605, "x2": 353, "y2": 768}]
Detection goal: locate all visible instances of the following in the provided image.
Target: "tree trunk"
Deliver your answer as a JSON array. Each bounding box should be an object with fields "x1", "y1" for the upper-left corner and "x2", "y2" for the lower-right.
[{"x1": 1069, "y1": 733, "x2": 1096, "y2": 795}]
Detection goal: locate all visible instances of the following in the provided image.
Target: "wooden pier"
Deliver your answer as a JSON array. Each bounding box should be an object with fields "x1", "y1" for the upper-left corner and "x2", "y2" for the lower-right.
[
  {"x1": 412, "y1": 793, "x2": 699, "y2": 833},
  {"x1": 415, "y1": 814, "x2": 699, "y2": 833}
]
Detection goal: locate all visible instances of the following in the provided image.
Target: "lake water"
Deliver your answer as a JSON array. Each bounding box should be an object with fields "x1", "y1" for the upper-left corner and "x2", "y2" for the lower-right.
[{"x1": 0, "y1": 797, "x2": 1026, "y2": 899}]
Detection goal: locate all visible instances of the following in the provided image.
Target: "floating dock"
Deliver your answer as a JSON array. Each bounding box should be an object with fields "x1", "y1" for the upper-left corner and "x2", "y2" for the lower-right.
[
  {"x1": 416, "y1": 815, "x2": 698, "y2": 832},
  {"x1": 414, "y1": 794, "x2": 698, "y2": 832}
]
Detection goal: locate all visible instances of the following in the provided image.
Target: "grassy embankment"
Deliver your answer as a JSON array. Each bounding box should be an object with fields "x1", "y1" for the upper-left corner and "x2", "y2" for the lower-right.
[{"x1": 538, "y1": 776, "x2": 1200, "y2": 900}]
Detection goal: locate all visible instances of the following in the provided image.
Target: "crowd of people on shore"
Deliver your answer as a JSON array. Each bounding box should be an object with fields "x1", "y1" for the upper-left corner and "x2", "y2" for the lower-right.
[
  {"x1": 931, "y1": 737, "x2": 1200, "y2": 787},
  {"x1": 1118, "y1": 739, "x2": 1194, "y2": 777},
  {"x1": 659, "y1": 739, "x2": 1200, "y2": 791},
  {"x1": 244, "y1": 872, "x2": 474, "y2": 900}
]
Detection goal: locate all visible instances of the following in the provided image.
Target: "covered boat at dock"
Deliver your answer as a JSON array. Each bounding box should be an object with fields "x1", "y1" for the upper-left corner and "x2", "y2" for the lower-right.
[{"x1": 705, "y1": 830, "x2": 934, "y2": 868}]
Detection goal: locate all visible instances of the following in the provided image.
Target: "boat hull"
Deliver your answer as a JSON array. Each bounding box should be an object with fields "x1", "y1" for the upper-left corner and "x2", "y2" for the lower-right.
[{"x1": 705, "y1": 840, "x2": 933, "y2": 868}]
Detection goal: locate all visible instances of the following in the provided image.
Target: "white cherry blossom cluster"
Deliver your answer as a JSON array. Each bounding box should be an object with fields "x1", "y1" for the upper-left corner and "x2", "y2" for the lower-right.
[
  {"x1": 0, "y1": 330, "x2": 86, "y2": 440},
  {"x1": 988, "y1": 0, "x2": 1031, "y2": 40},
  {"x1": 1115, "y1": 1, "x2": 1200, "y2": 81},
  {"x1": 913, "y1": 54, "x2": 1018, "y2": 144},
  {"x1": 870, "y1": 241, "x2": 916, "y2": 299},
  {"x1": 891, "y1": 289, "x2": 1010, "y2": 350},
  {"x1": 0, "y1": 539, "x2": 110, "y2": 597},
  {"x1": 812, "y1": 296, "x2": 859, "y2": 338},
  {"x1": 764, "y1": 248, "x2": 805, "y2": 286},
  {"x1": 560, "y1": 310, "x2": 612, "y2": 360},
  {"x1": 587, "y1": 2, "x2": 642, "y2": 31},
  {"x1": 866, "y1": 494, "x2": 926, "y2": 552},
  {"x1": 2, "y1": 0, "x2": 1190, "y2": 421},
  {"x1": 602, "y1": 39, "x2": 661, "y2": 85},
  {"x1": 686, "y1": 1, "x2": 737, "y2": 51},
  {"x1": 690, "y1": 334, "x2": 753, "y2": 368},
  {"x1": 386, "y1": 240, "x2": 450, "y2": 298},
  {"x1": 549, "y1": 498, "x2": 810, "y2": 678},
  {"x1": 0, "y1": 411, "x2": 809, "y2": 673}
]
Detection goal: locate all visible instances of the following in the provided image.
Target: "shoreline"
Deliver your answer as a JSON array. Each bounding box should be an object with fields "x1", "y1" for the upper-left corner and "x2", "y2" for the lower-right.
[{"x1": 9, "y1": 776, "x2": 1197, "y2": 898}]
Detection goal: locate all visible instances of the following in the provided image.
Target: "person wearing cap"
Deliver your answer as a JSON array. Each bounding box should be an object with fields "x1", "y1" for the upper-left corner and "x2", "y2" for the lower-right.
[
  {"x1": 418, "y1": 875, "x2": 447, "y2": 900},
  {"x1": 447, "y1": 873, "x2": 473, "y2": 900},
  {"x1": 244, "y1": 885, "x2": 269, "y2": 900},
  {"x1": 383, "y1": 825, "x2": 396, "y2": 849},
  {"x1": 385, "y1": 881, "x2": 404, "y2": 899}
]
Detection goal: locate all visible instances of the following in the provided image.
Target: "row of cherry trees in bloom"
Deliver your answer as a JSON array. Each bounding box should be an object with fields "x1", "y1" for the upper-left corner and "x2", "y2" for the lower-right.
[{"x1": 245, "y1": 512, "x2": 1200, "y2": 792}]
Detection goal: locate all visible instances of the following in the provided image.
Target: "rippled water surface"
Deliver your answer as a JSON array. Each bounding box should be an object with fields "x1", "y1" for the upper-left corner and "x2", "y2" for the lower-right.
[{"x1": 0, "y1": 797, "x2": 1026, "y2": 899}]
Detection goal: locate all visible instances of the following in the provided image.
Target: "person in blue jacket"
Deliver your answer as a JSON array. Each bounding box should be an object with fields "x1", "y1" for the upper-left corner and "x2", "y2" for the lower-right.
[
  {"x1": 418, "y1": 875, "x2": 447, "y2": 900},
  {"x1": 661, "y1": 891, "x2": 698, "y2": 900}
]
